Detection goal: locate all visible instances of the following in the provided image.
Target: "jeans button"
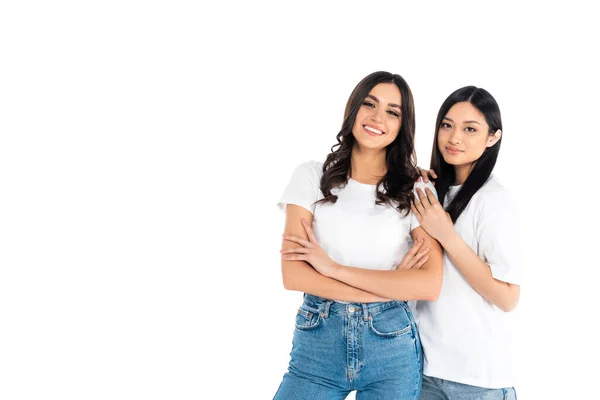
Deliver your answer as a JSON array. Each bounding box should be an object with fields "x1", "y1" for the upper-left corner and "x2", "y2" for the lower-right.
[{"x1": 348, "y1": 306, "x2": 356, "y2": 313}]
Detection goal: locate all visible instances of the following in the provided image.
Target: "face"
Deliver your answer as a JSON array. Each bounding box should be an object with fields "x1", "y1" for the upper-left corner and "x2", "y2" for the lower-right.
[
  {"x1": 352, "y1": 83, "x2": 402, "y2": 151},
  {"x1": 437, "y1": 101, "x2": 500, "y2": 169}
]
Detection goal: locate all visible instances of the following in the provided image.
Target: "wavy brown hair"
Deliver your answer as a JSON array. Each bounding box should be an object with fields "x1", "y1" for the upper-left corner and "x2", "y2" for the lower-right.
[{"x1": 318, "y1": 71, "x2": 419, "y2": 215}]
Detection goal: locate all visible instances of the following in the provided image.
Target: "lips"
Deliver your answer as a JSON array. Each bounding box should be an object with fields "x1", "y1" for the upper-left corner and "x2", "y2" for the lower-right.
[
  {"x1": 445, "y1": 146, "x2": 463, "y2": 155},
  {"x1": 363, "y1": 124, "x2": 385, "y2": 136}
]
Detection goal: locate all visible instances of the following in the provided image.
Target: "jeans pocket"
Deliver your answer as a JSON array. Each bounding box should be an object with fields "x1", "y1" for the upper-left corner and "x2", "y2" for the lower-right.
[
  {"x1": 294, "y1": 304, "x2": 322, "y2": 331},
  {"x1": 503, "y1": 387, "x2": 517, "y2": 400},
  {"x1": 368, "y1": 304, "x2": 413, "y2": 337}
]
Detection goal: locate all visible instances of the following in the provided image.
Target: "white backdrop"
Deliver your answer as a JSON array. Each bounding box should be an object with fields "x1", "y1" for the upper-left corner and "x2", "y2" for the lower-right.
[{"x1": 1, "y1": 1, "x2": 598, "y2": 399}]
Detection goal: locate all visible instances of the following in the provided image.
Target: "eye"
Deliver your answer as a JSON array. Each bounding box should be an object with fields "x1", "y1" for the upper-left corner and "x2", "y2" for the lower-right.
[
  {"x1": 387, "y1": 110, "x2": 400, "y2": 117},
  {"x1": 441, "y1": 122, "x2": 452, "y2": 129},
  {"x1": 362, "y1": 101, "x2": 375, "y2": 108},
  {"x1": 465, "y1": 126, "x2": 477, "y2": 133}
]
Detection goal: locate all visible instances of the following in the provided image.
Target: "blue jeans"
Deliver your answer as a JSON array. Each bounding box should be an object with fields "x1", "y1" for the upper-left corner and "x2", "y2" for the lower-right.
[
  {"x1": 420, "y1": 375, "x2": 517, "y2": 400},
  {"x1": 274, "y1": 294, "x2": 423, "y2": 399}
]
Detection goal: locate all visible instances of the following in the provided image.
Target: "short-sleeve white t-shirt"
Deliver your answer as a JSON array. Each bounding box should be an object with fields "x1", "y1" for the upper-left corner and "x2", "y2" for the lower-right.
[
  {"x1": 278, "y1": 161, "x2": 433, "y2": 301},
  {"x1": 415, "y1": 175, "x2": 523, "y2": 389}
]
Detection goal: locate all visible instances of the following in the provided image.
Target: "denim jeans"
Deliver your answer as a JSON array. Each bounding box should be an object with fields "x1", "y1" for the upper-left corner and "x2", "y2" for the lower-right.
[
  {"x1": 420, "y1": 375, "x2": 517, "y2": 400},
  {"x1": 274, "y1": 294, "x2": 423, "y2": 399}
]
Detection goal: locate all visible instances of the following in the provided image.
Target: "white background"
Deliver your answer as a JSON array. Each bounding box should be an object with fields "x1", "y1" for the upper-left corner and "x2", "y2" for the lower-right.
[{"x1": 1, "y1": 1, "x2": 598, "y2": 399}]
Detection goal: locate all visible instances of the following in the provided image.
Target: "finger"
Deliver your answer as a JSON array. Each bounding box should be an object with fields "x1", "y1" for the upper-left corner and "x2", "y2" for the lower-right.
[
  {"x1": 414, "y1": 246, "x2": 430, "y2": 260},
  {"x1": 424, "y1": 187, "x2": 439, "y2": 205},
  {"x1": 411, "y1": 205, "x2": 421, "y2": 219},
  {"x1": 412, "y1": 255, "x2": 429, "y2": 269},
  {"x1": 301, "y1": 219, "x2": 319, "y2": 244},
  {"x1": 280, "y1": 247, "x2": 310, "y2": 255},
  {"x1": 405, "y1": 245, "x2": 429, "y2": 269},
  {"x1": 398, "y1": 239, "x2": 424, "y2": 269},
  {"x1": 282, "y1": 234, "x2": 312, "y2": 248},
  {"x1": 409, "y1": 238, "x2": 425, "y2": 255},
  {"x1": 419, "y1": 168, "x2": 429, "y2": 183},
  {"x1": 282, "y1": 254, "x2": 308, "y2": 262},
  {"x1": 429, "y1": 169, "x2": 438, "y2": 179},
  {"x1": 412, "y1": 193, "x2": 425, "y2": 214},
  {"x1": 416, "y1": 188, "x2": 430, "y2": 207}
]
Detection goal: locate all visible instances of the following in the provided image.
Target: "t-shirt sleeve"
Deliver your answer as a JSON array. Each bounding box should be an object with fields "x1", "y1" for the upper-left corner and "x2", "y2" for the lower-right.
[
  {"x1": 410, "y1": 180, "x2": 437, "y2": 231},
  {"x1": 476, "y1": 189, "x2": 523, "y2": 285},
  {"x1": 277, "y1": 161, "x2": 322, "y2": 215}
]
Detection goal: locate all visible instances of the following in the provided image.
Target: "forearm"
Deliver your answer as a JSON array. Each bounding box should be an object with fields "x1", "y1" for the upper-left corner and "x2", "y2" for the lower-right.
[
  {"x1": 329, "y1": 260, "x2": 442, "y2": 301},
  {"x1": 442, "y1": 233, "x2": 519, "y2": 311},
  {"x1": 282, "y1": 262, "x2": 390, "y2": 303}
]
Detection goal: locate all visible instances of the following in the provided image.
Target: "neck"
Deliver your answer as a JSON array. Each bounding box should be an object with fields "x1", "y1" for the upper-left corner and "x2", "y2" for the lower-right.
[
  {"x1": 350, "y1": 146, "x2": 387, "y2": 185},
  {"x1": 454, "y1": 164, "x2": 473, "y2": 185}
]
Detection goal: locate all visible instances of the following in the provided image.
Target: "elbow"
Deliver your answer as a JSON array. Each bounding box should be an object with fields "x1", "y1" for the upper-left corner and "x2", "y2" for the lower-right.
[
  {"x1": 498, "y1": 303, "x2": 515, "y2": 313},
  {"x1": 282, "y1": 277, "x2": 296, "y2": 291},
  {"x1": 426, "y1": 283, "x2": 442, "y2": 302},
  {"x1": 428, "y1": 288, "x2": 441, "y2": 302},
  {"x1": 282, "y1": 274, "x2": 295, "y2": 291},
  {"x1": 497, "y1": 293, "x2": 519, "y2": 312},
  {"x1": 426, "y1": 271, "x2": 443, "y2": 302},
  {"x1": 418, "y1": 257, "x2": 443, "y2": 301},
  {"x1": 498, "y1": 287, "x2": 520, "y2": 312},
  {"x1": 281, "y1": 265, "x2": 297, "y2": 291},
  {"x1": 498, "y1": 298, "x2": 519, "y2": 313}
]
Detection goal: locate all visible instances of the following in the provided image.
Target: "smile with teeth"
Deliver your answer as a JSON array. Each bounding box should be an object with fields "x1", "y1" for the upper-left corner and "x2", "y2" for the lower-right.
[{"x1": 363, "y1": 125, "x2": 384, "y2": 135}]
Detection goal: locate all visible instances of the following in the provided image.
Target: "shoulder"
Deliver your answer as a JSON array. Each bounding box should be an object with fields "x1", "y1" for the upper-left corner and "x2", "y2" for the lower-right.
[
  {"x1": 278, "y1": 161, "x2": 324, "y2": 213},
  {"x1": 412, "y1": 180, "x2": 438, "y2": 200},
  {"x1": 477, "y1": 175, "x2": 512, "y2": 200},
  {"x1": 474, "y1": 175, "x2": 518, "y2": 215},
  {"x1": 292, "y1": 160, "x2": 324, "y2": 180}
]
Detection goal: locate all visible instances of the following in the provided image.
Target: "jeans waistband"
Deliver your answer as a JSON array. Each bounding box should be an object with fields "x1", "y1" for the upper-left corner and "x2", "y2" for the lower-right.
[{"x1": 302, "y1": 293, "x2": 408, "y2": 320}]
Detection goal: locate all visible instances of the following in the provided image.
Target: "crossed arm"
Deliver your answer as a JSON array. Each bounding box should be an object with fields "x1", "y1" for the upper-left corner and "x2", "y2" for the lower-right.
[{"x1": 280, "y1": 204, "x2": 443, "y2": 302}]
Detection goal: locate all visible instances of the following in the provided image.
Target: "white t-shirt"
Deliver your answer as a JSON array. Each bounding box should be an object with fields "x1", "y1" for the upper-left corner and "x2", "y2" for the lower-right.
[
  {"x1": 278, "y1": 161, "x2": 433, "y2": 303},
  {"x1": 415, "y1": 175, "x2": 522, "y2": 389}
]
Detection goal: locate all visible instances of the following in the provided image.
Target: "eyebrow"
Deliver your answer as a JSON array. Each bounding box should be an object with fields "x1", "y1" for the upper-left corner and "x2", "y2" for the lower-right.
[
  {"x1": 442, "y1": 117, "x2": 481, "y2": 125},
  {"x1": 366, "y1": 94, "x2": 401, "y2": 110}
]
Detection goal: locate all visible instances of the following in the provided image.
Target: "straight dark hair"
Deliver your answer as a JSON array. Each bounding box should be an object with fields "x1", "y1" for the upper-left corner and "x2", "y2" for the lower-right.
[
  {"x1": 430, "y1": 86, "x2": 503, "y2": 222},
  {"x1": 318, "y1": 71, "x2": 418, "y2": 214}
]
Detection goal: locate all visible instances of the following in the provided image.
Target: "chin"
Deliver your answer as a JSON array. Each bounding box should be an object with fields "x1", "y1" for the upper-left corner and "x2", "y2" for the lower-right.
[
  {"x1": 442, "y1": 156, "x2": 458, "y2": 165},
  {"x1": 354, "y1": 138, "x2": 386, "y2": 151},
  {"x1": 442, "y1": 153, "x2": 468, "y2": 165}
]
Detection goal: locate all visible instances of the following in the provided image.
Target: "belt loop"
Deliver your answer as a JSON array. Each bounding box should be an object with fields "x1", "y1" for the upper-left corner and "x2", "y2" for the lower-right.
[
  {"x1": 321, "y1": 301, "x2": 331, "y2": 319},
  {"x1": 361, "y1": 303, "x2": 369, "y2": 321}
]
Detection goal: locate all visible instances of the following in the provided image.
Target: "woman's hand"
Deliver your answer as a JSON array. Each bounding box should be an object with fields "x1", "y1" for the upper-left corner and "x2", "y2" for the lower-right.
[
  {"x1": 397, "y1": 238, "x2": 431, "y2": 270},
  {"x1": 281, "y1": 218, "x2": 339, "y2": 278},
  {"x1": 417, "y1": 168, "x2": 437, "y2": 184},
  {"x1": 412, "y1": 187, "x2": 456, "y2": 245}
]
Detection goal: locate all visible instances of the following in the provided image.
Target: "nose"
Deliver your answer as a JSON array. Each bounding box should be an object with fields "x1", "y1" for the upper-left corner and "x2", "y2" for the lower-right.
[
  {"x1": 448, "y1": 128, "x2": 462, "y2": 144},
  {"x1": 370, "y1": 108, "x2": 384, "y2": 123}
]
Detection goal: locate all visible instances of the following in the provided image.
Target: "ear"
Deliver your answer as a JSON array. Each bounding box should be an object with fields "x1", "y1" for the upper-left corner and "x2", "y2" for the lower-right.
[{"x1": 486, "y1": 129, "x2": 502, "y2": 148}]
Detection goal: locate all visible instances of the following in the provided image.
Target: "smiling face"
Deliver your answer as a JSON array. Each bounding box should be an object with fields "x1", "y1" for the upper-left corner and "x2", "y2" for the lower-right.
[
  {"x1": 351, "y1": 83, "x2": 402, "y2": 152},
  {"x1": 437, "y1": 101, "x2": 501, "y2": 182}
]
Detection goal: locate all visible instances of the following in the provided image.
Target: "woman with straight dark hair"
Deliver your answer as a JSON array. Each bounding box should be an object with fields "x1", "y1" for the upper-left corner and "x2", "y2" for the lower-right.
[
  {"x1": 273, "y1": 71, "x2": 443, "y2": 399},
  {"x1": 412, "y1": 87, "x2": 521, "y2": 399}
]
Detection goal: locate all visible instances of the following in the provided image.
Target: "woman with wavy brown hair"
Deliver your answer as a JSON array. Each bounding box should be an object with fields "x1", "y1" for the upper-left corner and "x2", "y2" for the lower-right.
[{"x1": 273, "y1": 71, "x2": 443, "y2": 400}]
